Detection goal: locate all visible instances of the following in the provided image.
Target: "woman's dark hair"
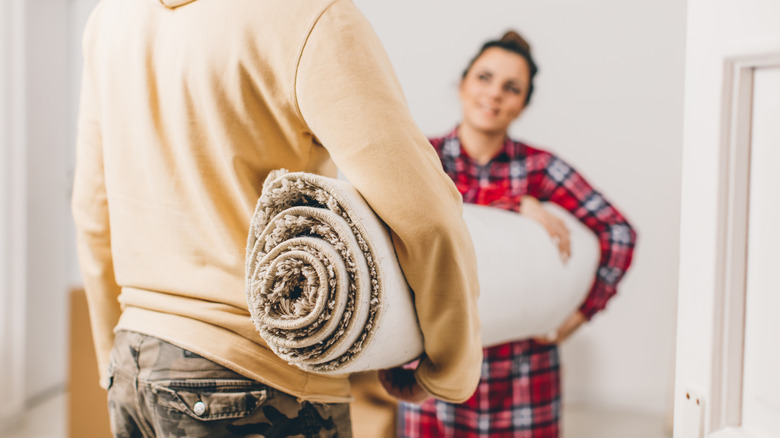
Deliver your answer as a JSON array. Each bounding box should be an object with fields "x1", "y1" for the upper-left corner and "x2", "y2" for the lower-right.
[{"x1": 462, "y1": 30, "x2": 538, "y2": 105}]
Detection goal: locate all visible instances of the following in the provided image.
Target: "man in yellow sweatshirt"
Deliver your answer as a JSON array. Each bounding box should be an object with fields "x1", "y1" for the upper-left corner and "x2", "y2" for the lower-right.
[{"x1": 72, "y1": 0, "x2": 482, "y2": 435}]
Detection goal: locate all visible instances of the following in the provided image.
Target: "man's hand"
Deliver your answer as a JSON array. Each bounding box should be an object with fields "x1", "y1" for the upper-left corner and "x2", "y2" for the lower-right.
[{"x1": 378, "y1": 367, "x2": 432, "y2": 404}]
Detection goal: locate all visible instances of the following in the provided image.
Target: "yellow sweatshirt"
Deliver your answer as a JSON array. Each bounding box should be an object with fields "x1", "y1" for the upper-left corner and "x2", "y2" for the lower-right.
[{"x1": 72, "y1": 0, "x2": 481, "y2": 403}]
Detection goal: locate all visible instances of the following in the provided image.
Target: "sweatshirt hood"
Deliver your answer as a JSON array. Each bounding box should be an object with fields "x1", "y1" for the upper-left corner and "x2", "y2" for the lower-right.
[{"x1": 158, "y1": 0, "x2": 197, "y2": 8}]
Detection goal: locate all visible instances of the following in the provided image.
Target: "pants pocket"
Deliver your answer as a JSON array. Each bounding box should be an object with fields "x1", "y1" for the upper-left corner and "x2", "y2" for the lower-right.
[{"x1": 151, "y1": 379, "x2": 270, "y2": 422}]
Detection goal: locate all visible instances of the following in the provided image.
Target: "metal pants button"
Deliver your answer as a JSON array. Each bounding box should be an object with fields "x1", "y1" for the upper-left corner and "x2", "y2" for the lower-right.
[{"x1": 193, "y1": 401, "x2": 206, "y2": 416}]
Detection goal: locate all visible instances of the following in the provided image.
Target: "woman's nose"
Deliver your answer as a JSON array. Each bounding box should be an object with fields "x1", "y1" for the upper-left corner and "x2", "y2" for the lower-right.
[{"x1": 486, "y1": 85, "x2": 503, "y2": 101}]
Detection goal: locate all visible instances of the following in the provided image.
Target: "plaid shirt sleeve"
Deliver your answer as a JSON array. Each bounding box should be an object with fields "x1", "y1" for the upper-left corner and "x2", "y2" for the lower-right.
[{"x1": 529, "y1": 151, "x2": 637, "y2": 319}]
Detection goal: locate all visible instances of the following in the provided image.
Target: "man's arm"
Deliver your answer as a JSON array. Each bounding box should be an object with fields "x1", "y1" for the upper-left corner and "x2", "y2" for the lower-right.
[
  {"x1": 295, "y1": 0, "x2": 482, "y2": 402},
  {"x1": 71, "y1": 3, "x2": 122, "y2": 389}
]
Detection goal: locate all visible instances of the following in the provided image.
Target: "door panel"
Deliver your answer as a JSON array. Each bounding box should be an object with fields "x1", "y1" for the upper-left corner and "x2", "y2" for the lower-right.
[{"x1": 742, "y1": 66, "x2": 780, "y2": 438}]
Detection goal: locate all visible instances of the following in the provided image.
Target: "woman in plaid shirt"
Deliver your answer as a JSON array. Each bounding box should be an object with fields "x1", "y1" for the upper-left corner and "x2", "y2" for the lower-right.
[{"x1": 399, "y1": 31, "x2": 637, "y2": 437}]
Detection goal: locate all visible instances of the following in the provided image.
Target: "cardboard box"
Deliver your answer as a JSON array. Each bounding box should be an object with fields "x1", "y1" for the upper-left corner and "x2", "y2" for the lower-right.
[{"x1": 68, "y1": 288, "x2": 112, "y2": 438}]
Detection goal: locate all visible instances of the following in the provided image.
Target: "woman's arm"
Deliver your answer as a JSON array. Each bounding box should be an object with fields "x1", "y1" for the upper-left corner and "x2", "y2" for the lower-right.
[
  {"x1": 519, "y1": 195, "x2": 571, "y2": 262},
  {"x1": 530, "y1": 152, "x2": 637, "y2": 320}
]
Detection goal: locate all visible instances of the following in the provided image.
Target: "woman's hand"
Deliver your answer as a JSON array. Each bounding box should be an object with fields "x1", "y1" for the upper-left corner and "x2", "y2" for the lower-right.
[
  {"x1": 519, "y1": 195, "x2": 571, "y2": 263},
  {"x1": 533, "y1": 311, "x2": 586, "y2": 345},
  {"x1": 378, "y1": 367, "x2": 432, "y2": 404}
]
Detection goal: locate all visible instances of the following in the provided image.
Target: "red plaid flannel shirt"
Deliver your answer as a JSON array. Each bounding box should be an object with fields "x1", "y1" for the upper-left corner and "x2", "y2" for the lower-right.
[
  {"x1": 401, "y1": 129, "x2": 636, "y2": 438},
  {"x1": 434, "y1": 128, "x2": 636, "y2": 319},
  {"x1": 403, "y1": 340, "x2": 562, "y2": 437}
]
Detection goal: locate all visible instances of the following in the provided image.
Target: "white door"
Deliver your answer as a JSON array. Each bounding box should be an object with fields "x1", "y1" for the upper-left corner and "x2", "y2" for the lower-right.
[
  {"x1": 738, "y1": 67, "x2": 780, "y2": 438},
  {"x1": 675, "y1": 1, "x2": 780, "y2": 437}
]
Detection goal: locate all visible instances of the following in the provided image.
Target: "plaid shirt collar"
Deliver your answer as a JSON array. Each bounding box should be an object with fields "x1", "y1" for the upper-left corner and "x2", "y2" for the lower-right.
[{"x1": 441, "y1": 126, "x2": 523, "y2": 165}]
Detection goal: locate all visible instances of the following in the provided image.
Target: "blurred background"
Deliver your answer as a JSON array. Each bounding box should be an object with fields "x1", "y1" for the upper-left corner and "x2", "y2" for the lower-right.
[{"x1": 0, "y1": 0, "x2": 686, "y2": 436}]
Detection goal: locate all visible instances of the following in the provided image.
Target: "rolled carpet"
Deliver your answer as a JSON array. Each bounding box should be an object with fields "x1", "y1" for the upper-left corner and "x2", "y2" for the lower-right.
[
  {"x1": 246, "y1": 170, "x2": 599, "y2": 374},
  {"x1": 464, "y1": 203, "x2": 600, "y2": 346},
  {"x1": 245, "y1": 170, "x2": 423, "y2": 374}
]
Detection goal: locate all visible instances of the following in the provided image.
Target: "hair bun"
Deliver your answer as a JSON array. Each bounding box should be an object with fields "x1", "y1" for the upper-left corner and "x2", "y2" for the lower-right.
[{"x1": 500, "y1": 30, "x2": 531, "y2": 53}]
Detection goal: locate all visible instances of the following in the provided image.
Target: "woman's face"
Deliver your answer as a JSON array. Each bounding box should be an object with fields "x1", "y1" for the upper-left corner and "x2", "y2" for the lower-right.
[{"x1": 459, "y1": 47, "x2": 531, "y2": 135}]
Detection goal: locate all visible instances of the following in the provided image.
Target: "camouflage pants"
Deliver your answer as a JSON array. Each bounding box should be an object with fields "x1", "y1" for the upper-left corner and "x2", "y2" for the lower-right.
[{"x1": 107, "y1": 331, "x2": 352, "y2": 437}]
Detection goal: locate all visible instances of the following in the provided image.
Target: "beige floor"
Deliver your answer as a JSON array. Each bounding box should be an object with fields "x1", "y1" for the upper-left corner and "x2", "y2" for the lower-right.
[
  {"x1": 562, "y1": 404, "x2": 671, "y2": 438},
  {"x1": 2, "y1": 392, "x2": 67, "y2": 438},
  {"x1": 2, "y1": 391, "x2": 671, "y2": 438}
]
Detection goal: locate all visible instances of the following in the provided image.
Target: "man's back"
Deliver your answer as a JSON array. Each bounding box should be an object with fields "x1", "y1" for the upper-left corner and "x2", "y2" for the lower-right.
[
  {"x1": 74, "y1": 0, "x2": 482, "y2": 407},
  {"x1": 75, "y1": 0, "x2": 357, "y2": 401}
]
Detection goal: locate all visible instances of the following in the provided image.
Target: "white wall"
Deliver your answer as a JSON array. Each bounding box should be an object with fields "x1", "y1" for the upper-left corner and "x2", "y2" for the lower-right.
[
  {"x1": 354, "y1": 0, "x2": 686, "y2": 414},
  {"x1": 0, "y1": 0, "x2": 72, "y2": 410},
  {"x1": 24, "y1": 0, "x2": 72, "y2": 402},
  {"x1": 0, "y1": 0, "x2": 28, "y2": 430}
]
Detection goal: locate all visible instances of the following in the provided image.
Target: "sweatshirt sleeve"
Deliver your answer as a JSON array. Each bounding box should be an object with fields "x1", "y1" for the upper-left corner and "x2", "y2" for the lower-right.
[
  {"x1": 294, "y1": 0, "x2": 482, "y2": 402},
  {"x1": 71, "y1": 3, "x2": 122, "y2": 389}
]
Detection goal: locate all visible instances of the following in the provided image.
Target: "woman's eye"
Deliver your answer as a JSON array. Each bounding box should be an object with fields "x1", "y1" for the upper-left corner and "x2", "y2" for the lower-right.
[
  {"x1": 505, "y1": 85, "x2": 521, "y2": 95},
  {"x1": 477, "y1": 73, "x2": 490, "y2": 82}
]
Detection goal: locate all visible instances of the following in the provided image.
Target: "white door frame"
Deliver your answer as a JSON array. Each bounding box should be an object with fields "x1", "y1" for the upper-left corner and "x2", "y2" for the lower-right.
[
  {"x1": 0, "y1": 0, "x2": 28, "y2": 431},
  {"x1": 704, "y1": 51, "x2": 780, "y2": 438}
]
